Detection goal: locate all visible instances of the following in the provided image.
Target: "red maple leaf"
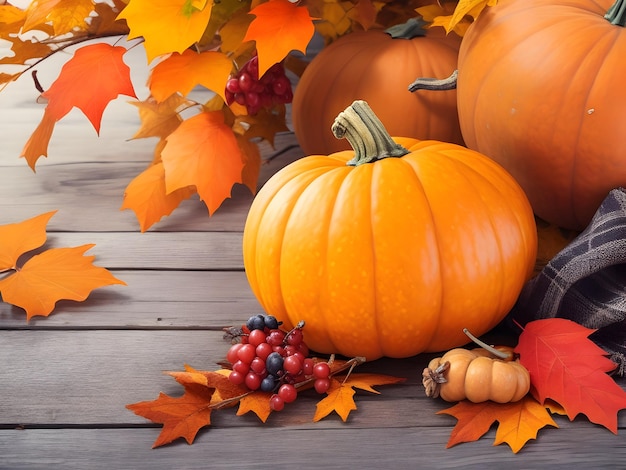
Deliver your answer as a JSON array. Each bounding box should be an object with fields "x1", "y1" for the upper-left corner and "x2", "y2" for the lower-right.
[
  {"x1": 42, "y1": 43, "x2": 136, "y2": 133},
  {"x1": 515, "y1": 318, "x2": 626, "y2": 433}
]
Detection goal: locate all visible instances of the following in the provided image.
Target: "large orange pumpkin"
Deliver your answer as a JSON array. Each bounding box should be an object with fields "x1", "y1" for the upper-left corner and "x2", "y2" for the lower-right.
[
  {"x1": 243, "y1": 101, "x2": 537, "y2": 360},
  {"x1": 292, "y1": 20, "x2": 463, "y2": 156},
  {"x1": 457, "y1": 0, "x2": 626, "y2": 230}
]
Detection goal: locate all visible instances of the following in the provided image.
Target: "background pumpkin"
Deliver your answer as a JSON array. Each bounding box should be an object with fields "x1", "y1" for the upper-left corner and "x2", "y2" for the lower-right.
[
  {"x1": 292, "y1": 20, "x2": 463, "y2": 156},
  {"x1": 456, "y1": 0, "x2": 626, "y2": 230},
  {"x1": 243, "y1": 101, "x2": 537, "y2": 360}
]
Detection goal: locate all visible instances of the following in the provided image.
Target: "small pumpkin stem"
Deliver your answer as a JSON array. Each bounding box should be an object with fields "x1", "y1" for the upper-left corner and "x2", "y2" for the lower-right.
[
  {"x1": 605, "y1": 0, "x2": 626, "y2": 25},
  {"x1": 332, "y1": 100, "x2": 409, "y2": 166},
  {"x1": 463, "y1": 328, "x2": 512, "y2": 360},
  {"x1": 422, "y1": 361, "x2": 450, "y2": 398},
  {"x1": 408, "y1": 69, "x2": 458, "y2": 92}
]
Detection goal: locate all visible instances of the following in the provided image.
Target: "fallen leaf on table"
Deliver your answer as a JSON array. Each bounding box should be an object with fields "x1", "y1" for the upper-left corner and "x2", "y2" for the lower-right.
[
  {"x1": 438, "y1": 395, "x2": 558, "y2": 453},
  {"x1": 516, "y1": 318, "x2": 626, "y2": 433}
]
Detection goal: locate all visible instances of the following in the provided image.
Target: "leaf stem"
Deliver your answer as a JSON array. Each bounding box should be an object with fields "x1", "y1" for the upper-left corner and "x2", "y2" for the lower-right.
[{"x1": 463, "y1": 328, "x2": 512, "y2": 360}]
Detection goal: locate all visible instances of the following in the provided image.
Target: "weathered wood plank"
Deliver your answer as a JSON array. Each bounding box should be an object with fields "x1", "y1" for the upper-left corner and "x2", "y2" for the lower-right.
[
  {"x1": 0, "y1": 271, "x2": 259, "y2": 328},
  {"x1": 1, "y1": 426, "x2": 625, "y2": 470}
]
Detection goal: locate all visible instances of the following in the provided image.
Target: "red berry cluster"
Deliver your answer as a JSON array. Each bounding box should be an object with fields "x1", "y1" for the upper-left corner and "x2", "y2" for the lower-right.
[
  {"x1": 224, "y1": 56, "x2": 293, "y2": 115},
  {"x1": 226, "y1": 314, "x2": 332, "y2": 411}
]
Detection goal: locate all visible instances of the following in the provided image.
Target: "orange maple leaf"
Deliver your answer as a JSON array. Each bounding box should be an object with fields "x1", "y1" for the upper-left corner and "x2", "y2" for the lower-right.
[
  {"x1": 243, "y1": 0, "x2": 315, "y2": 77},
  {"x1": 120, "y1": 162, "x2": 196, "y2": 232},
  {"x1": 438, "y1": 396, "x2": 558, "y2": 453},
  {"x1": 515, "y1": 318, "x2": 626, "y2": 433},
  {"x1": 0, "y1": 211, "x2": 56, "y2": 271},
  {"x1": 0, "y1": 245, "x2": 126, "y2": 321},
  {"x1": 129, "y1": 94, "x2": 190, "y2": 140},
  {"x1": 117, "y1": 0, "x2": 214, "y2": 62},
  {"x1": 313, "y1": 373, "x2": 405, "y2": 422},
  {"x1": 237, "y1": 391, "x2": 273, "y2": 422},
  {"x1": 126, "y1": 383, "x2": 215, "y2": 448},
  {"x1": 148, "y1": 49, "x2": 233, "y2": 103},
  {"x1": 42, "y1": 43, "x2": 136, "y2": 134},
  {"x1": 161, "y1": 111, "x2": 245, "y2": 215}
]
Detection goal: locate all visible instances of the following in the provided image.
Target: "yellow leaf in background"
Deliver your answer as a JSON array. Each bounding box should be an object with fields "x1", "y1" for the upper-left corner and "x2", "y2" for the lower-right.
[
  {"x1": 0, "y1": 211, "x2": 56, "y2": 271},
  {"x1": 23, "y1": 0, "x2": 95, "y2": 35},
  {"x1": 313, "y1": 1, "x2": 353, "y2": 43},
  {"x1": 347, "y1": 0, "x2": 383, "y2": 31},
  {"x1": 243, "y1": 0, "x2": 315, "y2": 77},
  {"x1": 161, "y1": 111, "x2": 245, "y2": 215},
  {"x1": 148, "y1": 50, "x2": 233, "y2": 103},
  {"x1": 120, "y1": 162, "x2": 196, "y2": 232},
  {"x1": 130, "y1": 94, "x2": 191, "y2": 140},
  {"x1": 117, "y1": 0, "x2": 213, "y2": 62},
  {"x1": 0, "y1": 3, "x2": 26, "y2": 35},
  {"x1": 434, "y1": 0, "x2": 498, "y2": 35},
  {"x1": 0, "y1": 244, "x2": 126, "y2": 320}
]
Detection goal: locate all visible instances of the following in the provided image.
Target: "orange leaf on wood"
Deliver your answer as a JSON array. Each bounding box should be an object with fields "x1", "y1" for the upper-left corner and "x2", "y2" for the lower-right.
[
  {"x1": 20, "y1": 108, "x2": 57, "y2": 171},
  {"x1": 126, "y1": 383, "x2": 215, "y2": 448},
  {"x1": 120, "y1": 162, "x2": 196, "y2": 232},
  {"x1": 0, "y1": 210, "x2": 56, "y2": 271},
  {"x1": 0, "y1": 244, "x2": 126, "y2": 320},
  {"x1": 42, "y1": 43, "x2": 136, "y2": 134},
  {"x1": 148, "y1": 49, "x2": 233, "y2": 103},
  {"x1": 243, "y1": 0, "x2": 315, "y2": 77},
  {"x1": 161, "y1": 111, "x2": 245, "y2": 215},
  {"x1": 515, "y1": 318, "x2": 626, "y2": 433},
  {"x1": 438, "y1": 396, "x2": 558, "y2": 453},
  {"x1": 313, "y1": 373, "x2": 405, "y2": 422},
  {"x1": 237, "y1": 391, "x2": 273, "y2": 422},
  {"x1": 117, "y1": 0, "x2": 213, "y2": 62}
]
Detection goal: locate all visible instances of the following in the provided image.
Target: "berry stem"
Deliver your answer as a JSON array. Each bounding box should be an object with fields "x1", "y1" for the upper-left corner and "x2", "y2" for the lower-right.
[{"x1": 463, "y1": 328, "x2": 512, "y2": 360}]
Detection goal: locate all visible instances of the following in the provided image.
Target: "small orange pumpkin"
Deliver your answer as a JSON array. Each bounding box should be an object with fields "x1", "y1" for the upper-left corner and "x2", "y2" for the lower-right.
[
  {"x1": 292, "y1": 19, "x2": 463, "y2": 156},
  {"x1": 243, "y1": 101, "x2": 537, "y2": 360},
  {"x1": 423, "y1": 346, "x2": 530, "y2": 403}
]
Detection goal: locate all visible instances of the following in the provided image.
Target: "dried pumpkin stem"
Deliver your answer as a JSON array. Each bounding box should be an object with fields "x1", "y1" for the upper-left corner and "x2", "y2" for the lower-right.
[
  {"x1": 408, "y1": 69, "x2": 458, "y2": 92},
  {"x1": 463, "y1": 328, "x2": 512, "y2": 360},
  {"x1": 331, "y1": 100, "x2": 409, "y2": 166},
  {"x1": 605, "y1": 0, "x2": 626, "y2": 25}
]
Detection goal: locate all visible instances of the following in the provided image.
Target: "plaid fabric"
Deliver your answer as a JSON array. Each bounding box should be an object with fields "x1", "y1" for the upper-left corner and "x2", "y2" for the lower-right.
[{"x1": 508, "y1": 188, "x2": 626, "y2": 375}]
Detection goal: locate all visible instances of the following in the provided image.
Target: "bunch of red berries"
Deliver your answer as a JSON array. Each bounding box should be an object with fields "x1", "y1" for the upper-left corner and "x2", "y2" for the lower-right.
[
  {"x1": 226, "y1": 314, "x2": 332, "y2": 411},
  {"x1": 224, "y1": 56, "x2": 293, "y2": 115}
]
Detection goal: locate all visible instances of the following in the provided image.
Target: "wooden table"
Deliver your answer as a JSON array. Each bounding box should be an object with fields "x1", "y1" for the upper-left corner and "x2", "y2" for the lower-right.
[{"x1": 1, "y1": 50, "x2": 625, "y2": 469}]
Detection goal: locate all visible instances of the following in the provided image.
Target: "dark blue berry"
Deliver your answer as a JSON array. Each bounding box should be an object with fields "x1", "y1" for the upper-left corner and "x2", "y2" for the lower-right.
[
  {"x1": 266, "y1": 352, "x2": 284, "y2": 376},
  {"x1": 246, "y1": 314, "x2": 266, "y2": 331},
  {"x1": 260, "y1": 375, "x2": 278, "y2": 392}
]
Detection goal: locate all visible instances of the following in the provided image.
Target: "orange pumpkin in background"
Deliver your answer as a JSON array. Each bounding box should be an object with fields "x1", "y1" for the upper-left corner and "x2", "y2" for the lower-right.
[
  {"x1": 292, "y1": 19, "x2": 463, "y2": 156},
  {"x1": 243, "y1": 101, "x2": 537, "y2": 360},
  {"x1": 456, "y1": 0, "x2": 626, "y2": 230}
]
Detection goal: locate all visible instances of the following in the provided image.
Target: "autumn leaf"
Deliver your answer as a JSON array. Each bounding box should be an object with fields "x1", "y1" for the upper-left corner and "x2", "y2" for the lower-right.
[
  {"x1": 0, "y1": 210, "x2": 56, "y2": 271},
  {"x1": 313, "y1": 373, "x2": 405, "y2": 422},
  {"x1": 161, "y1": 111, "x2": 245, "y2": 215},
  {"x1": 117, "y1": 0, "x2": 214, "y2": 62},
  {"x1": 127, "y1": 382, "x2": 215, "y2": 448},
  {"x1": 147, "y1": 49, "x2": 233, "y2": 103},
  {"x1": 20, "y1": 108, "x2": 57, "y2": 171},
  {"x1": 42, "y1": 43, "x2": 136, "y2": 134},
  {"x1": 0, "y1": 244, "x2": 126, "y2": 320},
  {"x1": 129, "y1": 94, "x2": 191, "y2": 140},
  {"x1": 243, "y1": 0, "x2": 315, "y2": 77},
  {"x1": 237, "y1": 391, "x2": 273, "y2": 422},
  {"x1": 419, "y1": 0, "x2": 497, "y2": 36},
  {"x1": 515, "y1": 318, "x2": 626, "y2": 433},
  {"x1": 0, "y1": 35, "x2": 54, "y2": 66},
  {"x1": 120, "y1": 162, "x2": 196, "y2": 232},
  {"x1": 438, "y1": 396, "x2": 558, "y2": 453},
  {"x1": 23, "y1": 0, "x2": 95, "y2": 35}
]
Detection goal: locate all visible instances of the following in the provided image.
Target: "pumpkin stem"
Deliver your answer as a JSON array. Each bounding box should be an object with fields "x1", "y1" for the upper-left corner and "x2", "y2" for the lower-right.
[
  {"x1": 408, "y1": 69, "x2": 458, "y2": 92},
  {"x1": 605, "y1": 0, "x2": 626, "y2": 25},
  {"x1": 385, "y1": 17, "x2": 429, "y2": 39},
  {"x1": 462, "y1": 328, "x2": 512, "y2": 360},
  {"x1": 331, "y1": 100, "x2": 409, "y2": 166}
]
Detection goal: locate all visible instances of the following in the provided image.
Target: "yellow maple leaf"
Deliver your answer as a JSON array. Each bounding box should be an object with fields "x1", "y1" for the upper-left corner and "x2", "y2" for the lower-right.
[
  {"x1": 161, "y1": 111, "x2": 245, "y2": 215},
  {"x1": 148, "y1": 49, "x2": 233, "y2": 103},
  {"x1": 438, "y1": 396, "x2": 558, "y2": 453},
  {"x1": 129, "y1": 94, "x2": 190, "y2": 140},
  {"x1": 23, "y1": 0, "x2": 95, "y2": 35},
  {"x1": 0, "y1": 244, "x2": 126, "y2": 320},
  {"x1": 120, "y1": 162, "x2": 196, "y2": 232},
  {"x1": 0, "y1": 3, "x2": 26, "y2": 36},
  {"x1": 418, "y1": 0, "x2": 498, "y2": 35},
  {"x1": 243, "y1": 0, "x2": 315, "y2": 77},
  {"x1": 313, "y1": 373, "x2": 405, "y2": 422},
  {"x1": 117, "y1": 0, "x2": 214, "y2": 62}
]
